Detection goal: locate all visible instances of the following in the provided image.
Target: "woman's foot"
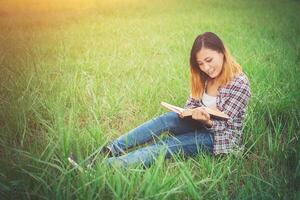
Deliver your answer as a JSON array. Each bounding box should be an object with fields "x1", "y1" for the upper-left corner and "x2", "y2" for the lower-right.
[
  {"x1": 68, "y1": 145, "x2": 119, "y2": 170},
  {"x1": 86, "y1": 146, "x2": 114, "y2": 169},
  {"x1": 100, "y1": 146, "x2": 113, "y2": 157},
  {"x1": 68, "y1": 153, "x2": 85, "y2": 173},
  {"x1": 68, "y1": 152, "x2": 96, "y2": 172}
]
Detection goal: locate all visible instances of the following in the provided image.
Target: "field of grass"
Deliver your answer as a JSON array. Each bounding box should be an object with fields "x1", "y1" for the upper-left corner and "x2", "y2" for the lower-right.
[{"x1": 0, "y1": 0, "x2": 299, "y2": 199}]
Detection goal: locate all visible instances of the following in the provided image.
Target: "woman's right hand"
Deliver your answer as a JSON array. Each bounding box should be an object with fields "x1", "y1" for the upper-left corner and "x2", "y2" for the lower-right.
[
  {"x1": 178, "y1": 109, "x2": 192, "y2": 119},
  {"x1": 178, "y1": 112, "x2": 184, "y2": 119}
]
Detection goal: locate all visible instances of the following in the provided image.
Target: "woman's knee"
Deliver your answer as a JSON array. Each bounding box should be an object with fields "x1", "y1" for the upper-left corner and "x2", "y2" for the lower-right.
[{"x1": 158, "y1": 112, "x2": 180, "y2": 128}]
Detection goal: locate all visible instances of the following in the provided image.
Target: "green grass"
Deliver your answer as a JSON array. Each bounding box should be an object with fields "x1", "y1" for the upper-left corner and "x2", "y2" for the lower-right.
[{"x1": 0, "y1": 0, "x2": 299, "y2": 199}]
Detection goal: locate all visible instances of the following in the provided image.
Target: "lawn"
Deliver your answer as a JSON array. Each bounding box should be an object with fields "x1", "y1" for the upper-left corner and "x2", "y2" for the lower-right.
[{"x1": 0, "y1": 0, "x2": 299, "y2": 199}]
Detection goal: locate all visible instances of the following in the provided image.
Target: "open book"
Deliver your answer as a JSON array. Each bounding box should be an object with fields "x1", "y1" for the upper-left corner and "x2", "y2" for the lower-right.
[{"x1": 161, "y1": 102, "x2": 229, "y2": 119}]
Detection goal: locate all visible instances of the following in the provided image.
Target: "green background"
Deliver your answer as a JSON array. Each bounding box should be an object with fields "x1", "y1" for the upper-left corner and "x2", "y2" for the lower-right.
[{"x1": 0, "y1": 0, "x2": 299, "y2": 199}]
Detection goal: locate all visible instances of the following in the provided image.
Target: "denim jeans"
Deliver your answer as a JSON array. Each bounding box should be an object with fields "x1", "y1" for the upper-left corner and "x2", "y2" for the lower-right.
[{"x1": 105, "y1": 112, "x2": 214, "y2": 167}]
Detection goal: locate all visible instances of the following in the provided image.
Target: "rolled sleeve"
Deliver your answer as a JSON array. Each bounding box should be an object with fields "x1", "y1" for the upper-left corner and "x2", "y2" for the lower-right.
[
  {"x1": 183, "y1": 95, "x2": 203, "y2": 109},
  {"x1": 207, "y1": 119, "x2": 227, "y2": 132}
]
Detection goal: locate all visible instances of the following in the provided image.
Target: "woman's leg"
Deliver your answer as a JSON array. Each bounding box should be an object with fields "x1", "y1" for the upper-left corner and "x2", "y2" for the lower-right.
[
  {"x1": 107, "y1": 112, "x2": 205, "y2": 156},
  {"x1": 105, "y1": 127, "x2": 213, "y2": 168}
]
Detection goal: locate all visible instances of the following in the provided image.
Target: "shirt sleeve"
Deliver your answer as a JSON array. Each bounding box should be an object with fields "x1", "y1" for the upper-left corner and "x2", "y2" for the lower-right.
[
  {"x1": 183, "y1": 95, "x2": 203, "y2": 109},
  {"x1": 207, "y1": 77, "x2": 251, "y2": 133}
]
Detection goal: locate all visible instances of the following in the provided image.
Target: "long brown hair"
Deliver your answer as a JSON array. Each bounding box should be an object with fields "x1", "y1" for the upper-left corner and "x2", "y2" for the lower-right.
[{"x1": 189, "y1": 32, "x2": 242, "y2": 99}]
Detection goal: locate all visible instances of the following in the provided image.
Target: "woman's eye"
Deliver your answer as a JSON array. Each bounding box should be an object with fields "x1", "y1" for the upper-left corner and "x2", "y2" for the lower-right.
[{"x1": 207, "y1": 59, "x2": 212, "y2": 63}]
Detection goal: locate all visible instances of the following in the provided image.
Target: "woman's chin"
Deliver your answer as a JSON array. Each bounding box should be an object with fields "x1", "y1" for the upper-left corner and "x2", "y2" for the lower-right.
[
  {"x1": 208, "y1": 73, "x2": 216, "y2": 79},
  {"x1": 209, "y1": 71, "x2": 221, "y2": 79}
]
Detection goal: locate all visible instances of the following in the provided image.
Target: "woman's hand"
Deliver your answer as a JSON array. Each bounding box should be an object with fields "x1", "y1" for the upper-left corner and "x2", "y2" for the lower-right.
[
  {"x1": 178, "y1": 109, "x2": 193, "y2": 119},
  {"x1": 192, "y1": 107, "x2": 212, "y2": 127},
  {"x1": 178, "y1": 112, "x2": 184, "y2": 119}
]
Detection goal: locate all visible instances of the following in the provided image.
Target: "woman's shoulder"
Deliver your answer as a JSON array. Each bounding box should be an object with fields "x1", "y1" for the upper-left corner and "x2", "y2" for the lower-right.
[
  {"x1": 219, "y1": 72, "x2": 251, "y2": 97},
  {"x1": 226, "y1": 72, "x2": 250, "y2": 88},
  {"x1": 235, "y1": 72, "x2": 250, "y2": 84},
  {"x1": 228, "y1": 71, "x2": 249, "y2": 83}
]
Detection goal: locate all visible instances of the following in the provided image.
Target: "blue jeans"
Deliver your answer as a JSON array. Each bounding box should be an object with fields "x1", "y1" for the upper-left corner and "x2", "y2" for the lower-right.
[{"x1": 105, "y1": 112, "x2": 214, "y2": 167}]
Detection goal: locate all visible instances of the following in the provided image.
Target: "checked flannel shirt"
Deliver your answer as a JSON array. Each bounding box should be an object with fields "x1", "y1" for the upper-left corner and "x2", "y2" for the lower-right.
[{"x1": 183, "y1": 72, "x2": 251, "y2": 155}]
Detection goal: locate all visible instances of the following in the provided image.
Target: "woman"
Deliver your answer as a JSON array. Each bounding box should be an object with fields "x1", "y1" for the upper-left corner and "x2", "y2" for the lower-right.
[{"x1": 72, "y1": 32, "x2": 251, "y2": 169}]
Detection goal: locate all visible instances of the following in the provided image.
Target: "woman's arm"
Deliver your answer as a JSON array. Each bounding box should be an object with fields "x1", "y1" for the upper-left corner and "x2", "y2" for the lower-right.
[
  {"x1": 183, "y1": 74, "x2": 251, "y2": 129},
  {"x1": 207, "y1": 77, "x2": 251, "y2": 133}
]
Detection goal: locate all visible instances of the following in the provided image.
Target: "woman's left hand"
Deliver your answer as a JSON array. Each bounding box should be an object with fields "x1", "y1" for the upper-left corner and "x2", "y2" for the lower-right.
[{"x1": 192, "y1": 107, "x2": 211, "y2": 125}]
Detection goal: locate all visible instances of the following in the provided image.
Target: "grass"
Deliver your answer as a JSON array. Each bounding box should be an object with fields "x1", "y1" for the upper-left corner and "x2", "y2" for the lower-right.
[{"x1": 0, "y1": 0, "x2": 299, "y2": 199}]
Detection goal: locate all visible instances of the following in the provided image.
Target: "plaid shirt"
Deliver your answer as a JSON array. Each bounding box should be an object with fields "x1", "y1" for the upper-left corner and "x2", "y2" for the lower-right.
[{"x1": 183, "y1": 73, "x2": 251, "y2": 155}]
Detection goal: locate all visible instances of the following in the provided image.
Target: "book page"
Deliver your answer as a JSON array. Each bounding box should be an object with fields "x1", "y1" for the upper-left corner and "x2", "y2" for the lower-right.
[{"x1": 160, "y1": 101, "x2": 229, "y2": 119}]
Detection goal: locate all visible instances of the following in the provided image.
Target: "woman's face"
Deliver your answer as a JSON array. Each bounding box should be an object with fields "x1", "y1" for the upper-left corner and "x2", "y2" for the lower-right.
[{"x1": 196, "y1": 47, "x2": 224, "y2": 79}]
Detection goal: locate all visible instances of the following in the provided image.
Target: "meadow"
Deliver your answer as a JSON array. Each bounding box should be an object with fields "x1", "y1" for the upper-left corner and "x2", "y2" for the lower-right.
[{"x1": 0, "y1": 0, "x2": 299, "y2": 199}]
